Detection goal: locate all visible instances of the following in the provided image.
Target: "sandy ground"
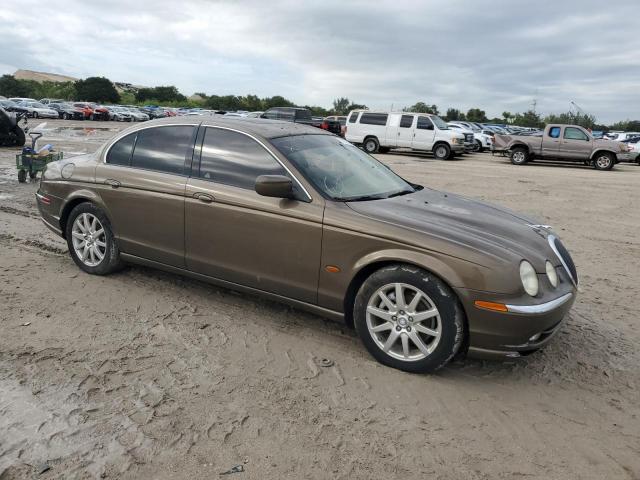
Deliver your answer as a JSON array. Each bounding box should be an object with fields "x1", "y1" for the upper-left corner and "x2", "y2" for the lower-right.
[{"x1": 0, "y1": 119, "x2": 639, "y2": 479}]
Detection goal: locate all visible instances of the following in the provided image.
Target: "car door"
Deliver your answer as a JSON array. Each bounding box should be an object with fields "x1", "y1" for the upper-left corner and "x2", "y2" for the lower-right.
[
  {"x1": 541, "y1": 126, "x2": 561, "y2": 157},
  {"x1": 411, "y1": 115, "x2": 436, "y2": 151},
  {"x1": 94, "y1": 124, "x2": 197, "y2": 267},
  {"x1": 184, "y1": 126, "x2": 324, "y2": 304},
  {"x1": 397, "y1": 114, "x2": 415, "y2": 148},
  {"x1": 560, "y1": 126, "x2": 593, "y2": 160},
  {"x1": 384, "y1": 113, "x2": 401, "y2": 147}
]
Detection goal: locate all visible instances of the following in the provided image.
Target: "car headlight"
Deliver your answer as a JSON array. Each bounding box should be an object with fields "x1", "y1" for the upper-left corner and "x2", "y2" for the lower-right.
[
  {"x1": 519, "y1": 260, "x2": 539, "y2": 297},
  {"x1": 546, "y1": 261, "x2": 558, "y2": 288}
]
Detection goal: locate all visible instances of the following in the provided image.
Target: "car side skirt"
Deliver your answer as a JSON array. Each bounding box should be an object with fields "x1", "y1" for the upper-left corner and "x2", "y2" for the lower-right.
[{"x1": 120, "y1": 253, "x2": 345, "y2": 323}]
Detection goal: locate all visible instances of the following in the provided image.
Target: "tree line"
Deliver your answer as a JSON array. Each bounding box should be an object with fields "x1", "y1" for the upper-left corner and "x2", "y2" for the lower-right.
[{"x1": 0, "y1": 74, "x2": 636, "y2": 130}]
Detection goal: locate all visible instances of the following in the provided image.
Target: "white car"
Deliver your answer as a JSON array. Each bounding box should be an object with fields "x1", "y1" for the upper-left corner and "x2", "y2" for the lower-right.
[
  {"x1": 607, "y1": 132, "x2": 640, "y2": 142},
  {"x1": 345, "y1": 110, "x2": 465, "y2": 160},
  {"x1": 447, "y1": 123, "x2": 478, "y2": 152},
  {"x1": 16, "y1": 101, "x2": 59, "y2": 119},
  {"x1": 449, "y1": 122, "x2": 493, "y2": 152},
  {"x1": 123, "y1": 108, "x2": 150, "y2": 121}
]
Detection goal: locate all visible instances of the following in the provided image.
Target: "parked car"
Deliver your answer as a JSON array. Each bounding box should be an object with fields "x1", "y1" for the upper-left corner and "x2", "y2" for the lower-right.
[
  {"x1": 40, "y1": 98, "x2": 66, "y2": 105},
  {"x1": 0, "y1": 99, "x2": 18, "y2": 111},
  {"x1": 36, "y1": 117, "x2": 577, "y2": 373},
  {"x1": 123, "y1": 107, "x2": 150, "y2": 121},
  {"x1": 606, "y1": 132, "x2": 640, "y2": 142},
  {"x1": 104, "y1": 106, "x2": 133, "y2": 122},
  {"x1": 262, "y1": 107, "x2": 315, "y2": 125},
  {"x1": 450, "y1": 122, "x2": 493, "y2": 152},
  {"x1": 88, "y1": 103, "x2": 111, "y2": 121},
  {"x1": 48, "y1": 102, "x2": 85, "y2": 120},
  {"x1": 618, "y1": 138, "x2": 640, "y2": 164},
  {"x1": 9, "y1": 97, "x2": 37, "y2": 104},
  {"x1": 244, "y1": 111, "x2": 264, "y2": 118},
  {"x1": 447, "y1": 123, "x2": 476, "y2": 151},
  {"x1": 14, "y1": 101, "x2": 59, "y2": 119},
  {"x1": 493, "y1": 124, "x2": 630, "y2": 170},
  {"x1": 345, "y1": 110, "x2": 465, "y2": 160},
  {"x1": 322, "y1": 115, "x2": 346, "y2": 136}
]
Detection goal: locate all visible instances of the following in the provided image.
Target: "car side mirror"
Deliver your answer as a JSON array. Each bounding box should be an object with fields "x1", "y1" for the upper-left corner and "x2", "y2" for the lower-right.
[{"x1": 255, "y1": 175, "x2": 294, "y2": 199}]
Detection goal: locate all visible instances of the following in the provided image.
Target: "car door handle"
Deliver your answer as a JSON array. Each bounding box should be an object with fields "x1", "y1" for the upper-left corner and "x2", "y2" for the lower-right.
[
  {"x1": 193, "y1": 192, "x2": 214, "y2": 203},
  {"x1": 104, "y1": 179, "x2": 121, "y2": 188}
]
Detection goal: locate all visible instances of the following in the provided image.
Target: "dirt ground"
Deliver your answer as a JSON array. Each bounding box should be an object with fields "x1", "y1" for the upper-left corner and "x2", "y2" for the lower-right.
[{"x1": 1, "y1": 119, "x2": 639, "y2": 480}]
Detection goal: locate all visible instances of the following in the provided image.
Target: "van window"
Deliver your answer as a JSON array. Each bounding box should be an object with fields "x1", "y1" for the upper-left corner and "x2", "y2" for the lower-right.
[
  {"x1": 131, "y1": 125, "x2": 195, "y2": 175},
  {"x1": 416, "y1": 116, "x2": 434, "y2": 130},
  {"x1": 199, "y1": 127, "x2": 287, "y2": 190},
  {"x1": 348, "y1": 111, "x2": 360, "y2": 123},
  {"x1": 400, "y1": 115, "x2": 414, "y2": 128},
  {"x1": 360, "y1": 113, "x2": 388, "y2": 126}
]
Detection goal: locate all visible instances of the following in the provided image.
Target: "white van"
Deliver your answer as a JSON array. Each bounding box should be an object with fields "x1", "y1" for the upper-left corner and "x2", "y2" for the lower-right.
[{"x1": 345, "y1": 110, "x2": 466, "y2": 160}]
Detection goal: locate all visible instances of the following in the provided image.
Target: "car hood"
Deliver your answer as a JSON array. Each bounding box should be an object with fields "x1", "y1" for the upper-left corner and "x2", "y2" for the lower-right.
[{"x1": 346, "y1": 188, "x2": 556, "y2": 270}]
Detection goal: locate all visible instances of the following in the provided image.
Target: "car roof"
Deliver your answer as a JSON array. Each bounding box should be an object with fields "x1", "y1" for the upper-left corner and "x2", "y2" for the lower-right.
[{"x1": 131, "y1": 116, "x2": 331, "y2": 139}]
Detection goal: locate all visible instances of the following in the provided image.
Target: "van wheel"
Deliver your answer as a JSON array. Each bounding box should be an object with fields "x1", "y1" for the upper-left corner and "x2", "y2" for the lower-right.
[
  {"x1": 510, "y1": 147, "x2": 529, "y2": 165},
  {"x1": 353, "y1": 264, "x2": 465, "y2": 373},
  {"x1": 433, "y1": 144, "x2": 451, "y2": 160},
  {"x1": 593, "y1": 152, "x2": 614, "y2": 170},
  {"x1": 363, "y1": 137, "x2": 379, "y2": 154}
]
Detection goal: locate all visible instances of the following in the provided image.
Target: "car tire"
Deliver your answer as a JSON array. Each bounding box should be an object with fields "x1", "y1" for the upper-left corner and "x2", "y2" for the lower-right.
[
  {"x1": 363, "y1": 137, "x2": 379, "y2": 153},
  {"x1": 13, "y1": 127, "x2": 25, "y2": 147},
  {"x1": 18, "y1": 169, "x2": 27, "y2": 183},
  {"x1": 29, "y1": 171, "x2": 37, "y2": 180},
  {"x1": 63, "y1": 113, "x2": 70, "y2": 120},
  {"x1": 65, "y1": 203, "x2": 124, "y2": 275},
  {"x1": 353, "y1": 264, "x2": 465, "y2": 373},
  {"x1": 433, "y1": 143, "x2": 451, "y2": 160},
  {"x1": 593, "y1": 152, "x2": 614, "y2": 171},
  {"x1": 476, "y1": 140, "x2": 484, "y2": 152},
  {"x1": 32, "y1": 112, "x2": 39, "y2": 119},
  {"x1": 510, "y1": 147, "x2": 529, "y2": 165}
]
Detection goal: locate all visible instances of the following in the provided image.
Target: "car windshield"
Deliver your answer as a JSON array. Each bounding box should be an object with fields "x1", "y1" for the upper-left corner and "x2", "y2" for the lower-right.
[
  {"x1": 431, "y1": 116, "x2": 449, "y2": 130},
  {"x1": 271, "y1": 134, "x2": 416, "y2": 201}
]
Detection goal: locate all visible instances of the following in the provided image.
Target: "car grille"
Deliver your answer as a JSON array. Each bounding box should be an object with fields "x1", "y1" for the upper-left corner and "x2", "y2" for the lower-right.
[
  {"x1": 549, "y1": 236, "x2": 578, "y2": 286},
  {"x1": 465, "y1": 133, "x2": 473, "y2": 142}
]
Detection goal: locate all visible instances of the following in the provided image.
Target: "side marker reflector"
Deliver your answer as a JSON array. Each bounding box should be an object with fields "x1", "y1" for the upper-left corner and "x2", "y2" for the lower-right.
[{"x1": 474, "y1": 300, "x2": 508, "y2": 312}]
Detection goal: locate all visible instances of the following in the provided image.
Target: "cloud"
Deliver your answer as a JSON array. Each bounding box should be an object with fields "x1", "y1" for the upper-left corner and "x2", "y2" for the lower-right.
[{"x1": 0, "y1": 0, "x2": 638, "y2": 122}]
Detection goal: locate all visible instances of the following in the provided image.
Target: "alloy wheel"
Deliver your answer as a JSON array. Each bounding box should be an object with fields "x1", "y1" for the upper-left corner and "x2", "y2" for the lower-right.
[
  {"x1": 596, "y1": 155, "x2": 611, "y2": 169},
  {"x1": 366, "y1": 282, "x2": 442, "y2": 361},
  {"x1": 71, "y1": 213, "x2": 106, "y2": 267}
]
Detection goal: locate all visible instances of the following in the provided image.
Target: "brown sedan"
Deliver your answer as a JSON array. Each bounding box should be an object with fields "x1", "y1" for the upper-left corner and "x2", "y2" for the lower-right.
[{"x1": 36, "y1": 117, "x2": 578, "y2": 373}]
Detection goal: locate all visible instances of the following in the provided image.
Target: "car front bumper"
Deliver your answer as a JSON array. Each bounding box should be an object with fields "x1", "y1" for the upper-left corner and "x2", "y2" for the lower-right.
[{"x1": 456, "y1": 284, "x2": 577, "y2": 360}]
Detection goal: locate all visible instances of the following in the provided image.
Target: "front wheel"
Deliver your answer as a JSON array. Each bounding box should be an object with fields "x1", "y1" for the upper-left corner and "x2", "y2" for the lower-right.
[
  {"x1": 18, "y1": 169, "x2": 27, "y2": 183},
  {"x1": 510, "y1": 147, "x2": 529, "y2": 165},
  {"x1": 353, "y1": 264, "x2": 465, "y2": 373},
  {"x1": 476, "y1": 140, "x2": 484, "y2": 152},
  {"x1": 63, "y1": 113, "x2": 70, "y2": 120},
  {"x1": 32, "y1": 112, "x2": 39, "y2": 119},
  {"x1": 433, "y1": 143, "x2": 451, "y2": 160},
  {"x1": 363, "y1": 137, "x2": 379, "y2": 154},
  {"x1": 593, "y1": 152, "x2": 614, "y2": 170},
  {"x1": 65, "y1": 203, "x2": 124, "y2": 275}
]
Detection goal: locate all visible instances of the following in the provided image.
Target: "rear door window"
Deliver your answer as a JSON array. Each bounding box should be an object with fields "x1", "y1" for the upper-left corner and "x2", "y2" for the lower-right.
[
  {"x1": 131, "y1": 125, "x2": 195, "y2": 175},
  {"x1": 106, "y1": 132, "x2": 137, "y2": 166},
  {"x1": 199, "y1": 127, "x2": 287, "y2": 189},
  {"x1": 400, "y1": 115, "x2": 414, "y2": 128},
  {"x1": 359, "y1": 113, "x2": 388, "y2": 126}
]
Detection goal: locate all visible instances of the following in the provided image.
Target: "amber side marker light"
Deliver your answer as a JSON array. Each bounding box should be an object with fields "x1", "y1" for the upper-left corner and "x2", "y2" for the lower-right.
[
  {"x1": 474, "y1": 300, "x2": 509, "y2": 312},
  {"x1": 325, "y1": 265, "x2": 341, "y2": 273}
]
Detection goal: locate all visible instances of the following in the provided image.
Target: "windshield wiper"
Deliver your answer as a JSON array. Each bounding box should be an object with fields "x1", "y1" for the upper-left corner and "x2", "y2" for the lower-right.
[
  {"x1": 339, "y1": 193, "x2": 387, "y2": 202},
  {"x1": 385, "y1": 189, "x2": 415, "y2": 199}
]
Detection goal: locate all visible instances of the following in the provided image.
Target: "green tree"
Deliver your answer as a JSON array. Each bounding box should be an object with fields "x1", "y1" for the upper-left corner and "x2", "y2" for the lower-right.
[
  {"x1": 347, "y1": 102, "x2": 367, "y2": 111},
  {"x1": 0, "y1": 74, "x2": 34, "y2": 97},
  {"x1": 135, "y1": 85, "x2": 186, "y2": 103},
  {"x1": 262, "y1": 95, "x2": 295, "y2": 109},
  {"x1": 543, "y1": 111, "x2": 596, "y2": 129},
  {"x1": 513, "y1": 110, "x2": 543, "y2": 128},
  {"x1": 466, "y1": 108, "x2": 487, "y2": 123},
  {"x1": 444, "y1": 108, "x2": 464, "y2": 121},
  {"x1": 75, "y1": 77, "x2": 119, "y2": 103},
  {"x1": 405, "y1": 102, "x2": 439, "y2": 115},
  {"x1": 502, "y1": 111, "x2": 513, "y2": 124},
  {"x1": 332, "y1": 97, "x2": 351, "y2": 115},
  {"x1": 609, "y1": 120, "x2": 640, "y2": 131}
]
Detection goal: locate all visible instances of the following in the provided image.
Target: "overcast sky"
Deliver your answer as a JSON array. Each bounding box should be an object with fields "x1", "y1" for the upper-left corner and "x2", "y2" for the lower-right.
[{"x1": 1, "y1": 0, "x2": 638, "y2": 122}]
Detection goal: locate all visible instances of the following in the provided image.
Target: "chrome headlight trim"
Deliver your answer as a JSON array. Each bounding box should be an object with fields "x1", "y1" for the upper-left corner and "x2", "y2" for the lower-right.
[{"x1": 547, "y1": 234, "x2": 578, "y2": 287}]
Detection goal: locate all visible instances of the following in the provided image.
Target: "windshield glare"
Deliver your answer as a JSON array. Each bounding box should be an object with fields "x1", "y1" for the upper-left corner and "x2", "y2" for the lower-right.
[
  {"x1": 271, "y1": 135, "x2": 415, "y2": 201},
  {"x1": 431, "y1": 116, "x2": 449, "y2": 129}
]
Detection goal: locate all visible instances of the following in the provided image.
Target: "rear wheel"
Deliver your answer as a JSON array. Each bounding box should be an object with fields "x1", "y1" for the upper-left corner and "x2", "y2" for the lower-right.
[
  {"x1": 29, "y1": 171, "x2": 37, "y2": 180},
  {"x1": 18, "y1": 169, "x2": 27, "y2": 183},
  {"x1": 510, "y1": 147, "x2": 529, "y2": 165},
  {"x1": 13, "y1": 127, "x2": 25, "y2": 147},
  {"x1": 433, "y1": 143, "x2": 451, "y2": 160},
  {"x1": 354, "y1": 264, "x2": 465, "y2": 373},
  {"x1": 363, "y1": 137, "x2": 379, "y2": 154},
  {"x1": 32, "y1": 112, "x2": 39, "y2": 119},
  {"x1": 593, "y1": 152, "x2": 614, "y2": 170},
  {"x1": 65, "y1": 203, "x2": 123, "y2": 275}
]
